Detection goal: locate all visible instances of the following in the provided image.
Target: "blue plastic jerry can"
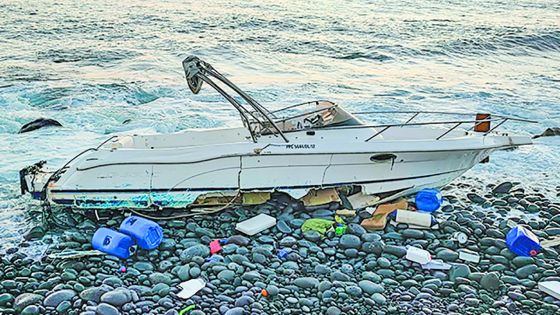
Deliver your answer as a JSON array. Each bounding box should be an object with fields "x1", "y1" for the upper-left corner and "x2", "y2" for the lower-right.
[
  {"x1": 119, "y1": 216, "x2": 163, "y2": 250},
  {"x1": 92, "y1": 228, "x2": 136, "y2": 259},
  {"x1": 506, "y1": 226, "x2": 540, "y2": 257},
  {"x1": 415, "y1": 188, "x2": 443, "y2": 212}
]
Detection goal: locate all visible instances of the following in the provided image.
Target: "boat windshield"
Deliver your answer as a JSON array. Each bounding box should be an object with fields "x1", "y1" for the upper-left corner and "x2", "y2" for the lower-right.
[{"x1": 254, "y1": 100, "x2": 362, "y2": 134}]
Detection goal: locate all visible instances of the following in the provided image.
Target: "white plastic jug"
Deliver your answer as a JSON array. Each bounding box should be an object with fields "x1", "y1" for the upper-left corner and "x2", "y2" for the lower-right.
[
  {"x1": 405, "y1": 246, "x2": 432, "y2": 264},
  {"x1": 394, "y1": 210, "x2": 432, "y2": 227},
  {"x1": 177, "y1": 278, "x2": 206, "y2": 299}
]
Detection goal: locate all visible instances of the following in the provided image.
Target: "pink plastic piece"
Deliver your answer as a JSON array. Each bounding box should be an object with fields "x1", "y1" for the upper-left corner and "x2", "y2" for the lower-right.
[
  {"x1": 210, "y1": 240, "x2": 222, "y2": 255},
  {"x1": 119, "y1": 266, "x2": 127, "y2": 273}
]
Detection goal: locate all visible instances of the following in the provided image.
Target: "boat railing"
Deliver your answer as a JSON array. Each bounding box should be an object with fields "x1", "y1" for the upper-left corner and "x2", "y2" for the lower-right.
[{"x1": 327, "y1": 111, "x2": 537, "y2": 141}]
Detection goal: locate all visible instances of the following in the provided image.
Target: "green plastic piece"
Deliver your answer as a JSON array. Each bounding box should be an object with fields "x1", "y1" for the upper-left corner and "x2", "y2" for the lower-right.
[
  {"x1": 179, "y1": 305, "x2": 196, "y2": 315},
  {"x1": 335, "y1": 225, "x2": 347, "y2": 236},
  {"x1": 301, "y1": 218, "x2": 335, "y2": 235}
]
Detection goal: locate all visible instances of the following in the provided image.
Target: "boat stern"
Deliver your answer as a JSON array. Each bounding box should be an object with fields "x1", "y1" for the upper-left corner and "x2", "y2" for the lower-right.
[{"x1": 19, "y1": 161, "x2": 54, "y2": 200}]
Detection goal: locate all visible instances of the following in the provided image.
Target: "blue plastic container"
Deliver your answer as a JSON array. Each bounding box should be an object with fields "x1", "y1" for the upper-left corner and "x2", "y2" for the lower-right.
[
  {"x1": 92, "y1": 228, "x2": 136, "y2": 259},
  {"x1": 506, "y1": 226, "x2": 540, "y2": 257},
  {"x1": 119, "y1": 216, "x2": 163, "y2": 250},
  {"x1": 415, "y1": 188, "x2": 443, "y2": 212}
]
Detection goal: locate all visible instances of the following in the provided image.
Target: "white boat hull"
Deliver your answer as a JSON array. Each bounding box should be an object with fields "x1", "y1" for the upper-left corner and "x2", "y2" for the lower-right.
[{"x1": 21, "y1": 126, "x2": 530, "y2": 210}]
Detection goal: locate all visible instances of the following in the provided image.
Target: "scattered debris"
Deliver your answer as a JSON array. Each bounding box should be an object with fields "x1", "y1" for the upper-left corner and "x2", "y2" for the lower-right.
[
  {"x1": 334, "y1": 223, "x2": 347, "y2": 236},
  {"x1": 302, "y1": 188, "x2": 340, "y2": 206},
  {"x1": 236, "y1": 213, "x2": 276, "y2": 236},
  {"x1": 335, "y1": 209, "x2": 356, "y2": 217},
  {"x1": 242, "y1": 192, "x2": 271, "y2": 205},
  {"x1": 301, "y1": 218, "x2": 335, "y2": 235},
  {"x1": 209, "y1": 240, "x2": 222, "y2": 255},
  {"x1": 415, "y1": 188, "x2": 443, "y2": 212},
  {"x1": 178, "y1": 278, "x2": 206, "y2": 299},
  {"x1": 392, "y1": 209, "x2": 434, "y2": 228},
  {"x1": 421, "y1": 259, "x2": 452, "y2": 270},
  {"x1": 119, "y1": 216, "x2": 163, "y2": 250},
  {"x1": 179, "y1": 305, "x2": 196, "y2": 315},
  {"x1": 361, "y1": 199, "x2": 408, "y2": 231},
  {"x1": 47, "y1": 249, "x2": 104, "y2": 260},
  {"x1": 18, "y1": 118, "x2": 63, "y2": 133},
  {"x1": 533, "y1": 127, "x2": 560, "y2": 139},
  {"x1": 539, "y1": 281, "x2": 560, "y2": 300},
  {"x1": 458, "y1": 249, "x2": 480, "y2": 263},
  {"x1": 506, "y1": 225, "x2": 541, "y2": 257},
  {"x1": 347, "y1": 191, "x2": 380, "y2": 209},
  {"x1": 91, "y1": 228, "x2": 136, "y2": 259},
  {"x1": 405, "y1": 246, "x2": 432, "y2": 264},
  {"x1": 540, "y1": 236, "x2": 560, "y2": 249},
  {"x1": 277, "y1": 248, "x2": 290, "y2": 259},
  {"x1": 451, "y1": 232, "x2": 469, "y2": 244}
]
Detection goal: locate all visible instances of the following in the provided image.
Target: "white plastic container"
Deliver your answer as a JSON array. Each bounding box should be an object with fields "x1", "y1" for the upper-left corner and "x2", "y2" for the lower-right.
[
  {"x1": 236, "y1": 213, "x2": 277, "y2": 236},
  {"x1": 539, "y1": 281, "x2": 560, "y2": 300},
  {"x1": 177, "y1": 278, "x2": 206, "y2": 299},
  {"x1": 459, "y1": 249, "x2": 480, "y2": 263},
  {"x1": 405, "y1": 246, "x2": 432, "y2": 264},
  {"x1": 394, "y1": 210, "x2": 432, "y2": 227}
]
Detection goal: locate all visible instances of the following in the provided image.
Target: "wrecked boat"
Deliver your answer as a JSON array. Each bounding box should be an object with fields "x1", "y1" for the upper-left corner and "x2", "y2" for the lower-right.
[{"x1": 20, "y1": 56, "x2": 536, "y2": 210}]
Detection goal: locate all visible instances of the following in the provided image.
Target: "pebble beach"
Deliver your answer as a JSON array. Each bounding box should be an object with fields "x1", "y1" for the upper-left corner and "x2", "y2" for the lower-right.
[
  {"x1": 1, "y1": 180, "x2": 560, "y2": 315},
  {"x1": 1, "y1": 0, "x2": 559, "y2": 314}
]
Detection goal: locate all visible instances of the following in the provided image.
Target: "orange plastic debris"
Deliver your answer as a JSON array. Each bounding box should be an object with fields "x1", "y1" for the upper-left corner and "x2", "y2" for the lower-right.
[
  {"x1": 261, "y1": 289, "x2": 269, "y2": 297},
  {"x1": 361, "y1": 198, "x2": 409, "y2": 231}
]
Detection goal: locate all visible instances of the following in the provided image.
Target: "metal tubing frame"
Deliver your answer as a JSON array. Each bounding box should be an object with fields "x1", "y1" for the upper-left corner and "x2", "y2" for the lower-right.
[{"x1": 183, "y1": 56, "x2": 289, "y2": 143}]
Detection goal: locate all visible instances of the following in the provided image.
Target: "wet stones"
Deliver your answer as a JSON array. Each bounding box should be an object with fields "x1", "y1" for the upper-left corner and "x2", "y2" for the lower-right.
[
  {"x1": 516, "y1": 264, "x2": 537, "y2": 278},
  {"x1": 358, "y1": 280, "x2": 384, "y2": 295},
  {"x1": 480, "y1": 272, "x2": 502, "y2": 291},
  {"x1": 436, "y1": 249, "x2": 459, "y2": 262},
  {"x1": 100, "y1": 288, "x2": 132, "y2": 306},
  {"x1": 294, "y1": 277, "x2": 319, "y2": 289},
  {"x1": 79, "y1": 286, "x2": 110, "y2": 303},
  {"x1": 467, "y1": 193, "x2": 486, "y2": 204},
  {"x1": 43, "y1": 289, "x2": 76, "y2": 307},
  {"x1": 180, "y1": 244, "x2": 210, "y2": 261},
  {"x1": 97, "y1": 303, "x2": 120, "y2": 315},
  {"x1": 0, "y1": 293, "x2": 14, "y2": 306},
  {"x1": 449, "y1": 264, "x2": 471, "y2": 282},
  {"x1": 493, "y1": 182, "x2": 513, "y2": 194},
  {"x1": 339, "y1": 234, "x2": 361, "y2": 249},
  {"x1": 402, "y1": 229, "x2": 424, "y2": 239},
  {"x1": 383, "y1": 245, "x2": 406, "y2": 257}
]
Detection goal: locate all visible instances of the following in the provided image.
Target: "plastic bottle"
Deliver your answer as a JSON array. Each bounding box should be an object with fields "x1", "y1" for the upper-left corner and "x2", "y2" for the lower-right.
[{"x1": 405, "y1": 246, "x2": 432, "y2": 264}]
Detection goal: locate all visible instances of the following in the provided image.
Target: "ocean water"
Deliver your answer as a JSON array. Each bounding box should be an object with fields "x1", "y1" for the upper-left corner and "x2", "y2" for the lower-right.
[{"x1": 0, "y1": 0, "x2": 559, "y2": 253}]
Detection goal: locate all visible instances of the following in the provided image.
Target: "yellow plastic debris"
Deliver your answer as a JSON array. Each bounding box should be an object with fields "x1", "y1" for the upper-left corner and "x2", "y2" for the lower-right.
[
  {"x1": 242, "y1": 192, "x2": 271, "y2": 205},
  {"x1": 335, "y1": 209, "x2": 356, "y2": 217},
  {"x1": 301, "y1": 188, "x2": 340, "y2": 206},
  {"x1": 361, "y1": 198, "x2": 408, "y2": 231},
  {"x1": 347, "y1": 192, "x2": 380, "y2": 209}
]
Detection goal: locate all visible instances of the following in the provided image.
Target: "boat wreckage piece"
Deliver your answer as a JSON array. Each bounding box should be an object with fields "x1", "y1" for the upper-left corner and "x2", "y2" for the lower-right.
[{"x1": 20, "y1": 56, "x2": 537, "y2": 211}]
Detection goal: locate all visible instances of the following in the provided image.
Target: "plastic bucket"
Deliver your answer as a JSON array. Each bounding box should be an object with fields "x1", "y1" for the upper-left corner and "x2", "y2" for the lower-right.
[
  {"x1": 92, "y1": 228, "x2": 135, "y2": 259},
  {"x1": 506, "y1": 226, "x2": 540, "y2": 257},
  {"x1": 119, "y1": 216, "x2": 163, "y2": 250}
]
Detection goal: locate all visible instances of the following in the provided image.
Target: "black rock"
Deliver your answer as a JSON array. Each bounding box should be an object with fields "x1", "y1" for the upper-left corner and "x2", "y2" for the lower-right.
[{"x1": 18, "y1": 118, "x2": 62, "y2": 133}]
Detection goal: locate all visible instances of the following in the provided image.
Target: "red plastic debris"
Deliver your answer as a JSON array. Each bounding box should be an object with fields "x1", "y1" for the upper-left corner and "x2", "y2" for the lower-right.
[{"x1": 209, "y1": 240, "x2": 222, "y2": 255}]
